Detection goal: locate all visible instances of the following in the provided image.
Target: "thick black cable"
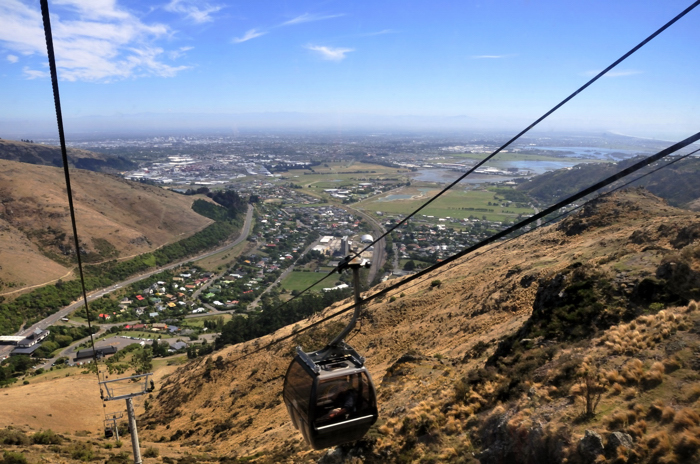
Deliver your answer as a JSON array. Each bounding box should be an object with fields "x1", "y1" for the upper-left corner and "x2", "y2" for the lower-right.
[
  {"x1": 378, "y1": 149, "x2": 700, "y2": 300},
  {"x1": 229, "y1": 133, "x2": 700, "y2": 363},
  {"x1": 40, "y1": 0, "x2": 101, "y2": 379},
  {"x1": 252, "y1": 0, "x2": 700, "y2": 315}
]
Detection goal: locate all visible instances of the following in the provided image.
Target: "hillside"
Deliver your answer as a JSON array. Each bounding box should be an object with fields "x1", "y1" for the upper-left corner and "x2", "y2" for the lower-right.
[
  {"x1": 0, "y1": 159, "x2": 213, "y2": 292},
  {"x1": 518, "y1": 155, "x2": 700, "y2": 210},
  {"x1": 115, "y1": 189, "x2": 696, "y2": 464},
  {"x1": 0, "y1": 138, "x2": 136, "y2": 173}
]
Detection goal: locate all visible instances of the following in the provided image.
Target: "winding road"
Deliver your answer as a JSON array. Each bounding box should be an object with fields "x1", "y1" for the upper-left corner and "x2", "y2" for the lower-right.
[{"x1": 0, "y1": 205, "x2": 254, "y2": 360}]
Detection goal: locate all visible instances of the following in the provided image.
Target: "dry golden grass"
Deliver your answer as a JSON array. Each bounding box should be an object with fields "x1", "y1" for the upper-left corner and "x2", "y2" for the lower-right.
[
  {"x1": 0, "y1": 159, "x2": 212, "y2": 292},
  {"x1": 19, "y1": 190, "x2": 688, "y2": 462}
]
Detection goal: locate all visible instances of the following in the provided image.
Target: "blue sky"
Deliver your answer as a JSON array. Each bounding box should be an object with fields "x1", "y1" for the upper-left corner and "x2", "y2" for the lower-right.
[{"x1": 0, "y1": 0, "x2": 698, "y2": 138}]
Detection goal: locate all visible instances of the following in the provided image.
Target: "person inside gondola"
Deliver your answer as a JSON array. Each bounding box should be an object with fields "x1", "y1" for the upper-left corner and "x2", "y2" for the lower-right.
[
  {"x1": 328, "y1": 385, "x2": 357, "y2": 419},
  {"x1": 317, "y1": 380, "x2": 358, "y2": 424}
]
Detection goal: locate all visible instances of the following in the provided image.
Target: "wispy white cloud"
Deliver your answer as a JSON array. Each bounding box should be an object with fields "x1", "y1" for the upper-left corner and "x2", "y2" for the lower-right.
[
  {"x1": 6, "y1": 54, "x2": 18, "y2": 63},
  {"x1": 0, "y1": 0, "x2": 190, "y2": 82},
  {"x1": 164, "y1": 0, "x2": 222, "y2": 24},
  {"x1": 584, "y1": 69, "x2": 643, "y2": 78},
  {"x1": 359, "y1": 29, "x2": 395, "y2": 37},
  {"x1": 471, "y1": 54, "x2": 511, "y2": 59},
  {"x1": 233, "y1": 12, "x2": 344, "y2": 46},
  {"x1": 233, "y1": 28, "x2": 267, "y2": 44},
  {"x1": 168, "y1": 45, "x2": 194, "y2": 60},
  {"x1": 282, "y1": 13, "x2": 344, "y2": 26},
  {"x1": 306, "y1": 45, "x2": 353, "y2": 61},
  {"x1": 23, "y1": 66, "x2": 48, "y2": 79}
]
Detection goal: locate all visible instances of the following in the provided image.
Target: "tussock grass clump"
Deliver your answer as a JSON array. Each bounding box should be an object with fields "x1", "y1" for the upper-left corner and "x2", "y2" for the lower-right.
[
  {"x1": 673, "y1": 408, "x2": 700, "y2": 431},
  {"x1": 610, "y1": 382, "x2": 624, "y2": 396},
  {"x1": 674, "y1": 427, "x2": 700, "y2": 459},
  {"x1": 663, "y1": 356, "x2": 682, "y2": 374},
  {"x1": 607, "y1": 410, "x2": 631, "y2": 430},
  {"x1": 646, "y1": 430, "x2": 673, "y2": 461},
  {"x1": 642, "y1": 362, "x2": 665, "y2": 389},
  {"x1": 683, "y1": 384, "x2": 700, "y2": 403},
  {"x1": 647, "y1": 401, "x2": 666, "y2": 421},
  {"x1": 598, "y1": 308, "x2": 689, "y2": 356},
  {"x1": 661, "y1": 406, "x2": 676, "y2": 424},
  {"x1": 627, "y1": 419, "x2": 647, "y2": 439}
]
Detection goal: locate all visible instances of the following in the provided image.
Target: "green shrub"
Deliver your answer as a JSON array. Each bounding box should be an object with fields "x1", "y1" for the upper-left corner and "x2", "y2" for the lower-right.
[
  {"x1": 143, "y1": 447, "x2": 159, "y2": 458},
  {"x1": 66, "y1": 442, "x2": 95, "y2": 461},
  {"x1": 104, "y1": 452, "x2": 130, "y2": 464},
  {"x1": 32, "y1": 429, "x2": 62, "y2": 445},
  {"x1": 0, "y1": 428, "x2": 30, "y2": 446},
  {"x1": 2, "y1": 451, "x2": 28, "y2": 464}
]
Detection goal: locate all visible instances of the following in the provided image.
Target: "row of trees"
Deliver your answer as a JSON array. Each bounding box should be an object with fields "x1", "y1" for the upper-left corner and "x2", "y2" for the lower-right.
[
  {"x1": 215, "y1": 288, "x2": 352, "y2": 349},
  {"x1": 0, "y1": 189, "x2": 248, "y2": 335}
]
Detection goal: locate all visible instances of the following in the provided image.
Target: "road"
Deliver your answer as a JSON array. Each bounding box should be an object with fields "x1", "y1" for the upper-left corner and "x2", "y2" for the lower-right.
[
  {"x1": 341, "y1": 205, "x2": 387, "y2": 285},
  {"x1": 0, "y1": 205, "x2": 254, "y2": 360}
]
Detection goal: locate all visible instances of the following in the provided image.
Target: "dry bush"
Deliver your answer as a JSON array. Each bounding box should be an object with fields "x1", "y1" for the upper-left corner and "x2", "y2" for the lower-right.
[
  {"x1": 661, "y1": 406, "x2": 676, "y2": 424},
  {"x1": 642, "y1": 362, "x2": 665, "y2": 389},
  {"x1": 663, "y1": 356, "x2": 682, "y2": 374},
  {"x1": 628, "y1": 419, "x2": 647, "y2": 439},
  {"x1": 687, "y1": 300, "x2": 698, "y2": 312},
  {"x1": 605, "y1": 370, "x2": 626, "y2": 385},
  {"x1": 673, "y1": 426, "x2": 700, "y2": 460},
  {"x1": 623, "y1": 388, "x2": 638, "y2": 400},
  {"x1": 673, "y1": 408, "x2": 700, "y2": 431},
  {"x1": 647, "y1": 401, "x2": 666, "y2": 421},
  {"x1": 646, "y1": 430, "x2": 673, "y2": 462},
  {"x1": 683, "y1": 384, "x2": 700, "y2": 403},
  {"x1": 610, "y1": 382, "x2": 624, "y2": 396},
  {"x1": 608, "y1": 410, "x2": 631, "y2": 430},
  {"x1": 622, "y1": 359, "x2": 644, "y2": 384}
]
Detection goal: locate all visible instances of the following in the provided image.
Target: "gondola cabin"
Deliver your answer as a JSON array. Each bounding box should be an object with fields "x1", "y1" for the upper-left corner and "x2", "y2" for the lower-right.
[{"x1": 283, "y1": 344, "x2": 378, "y2": 449}]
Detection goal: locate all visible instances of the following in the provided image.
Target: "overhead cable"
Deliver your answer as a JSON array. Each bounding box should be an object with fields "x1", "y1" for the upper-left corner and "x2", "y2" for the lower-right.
[
  {"x1": 254, "y1": 0, "x2": 700, "y2": 314},
  {"x1": 40, "y1": 0, "x2": 102, "y2": 380},
  {"x1": 229, "y1": 132, "x2": 700, "y2": 363}
]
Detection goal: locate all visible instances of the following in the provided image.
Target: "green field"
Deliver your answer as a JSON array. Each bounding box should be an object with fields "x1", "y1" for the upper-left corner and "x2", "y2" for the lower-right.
[
  {"x1": 280, "y1": 270, "x2": 338, "y2": 293},
  {"x1": 398, "y1": 258, "x2": 432, "y2": 269},
  {"x1": 447, "y1": 152, "x2": 576, "y2": 162},
  {"x1": 109, "y1": 330, "x2": 176, "y2": 340},
  {"x1": 184, "y1": 313, "x2": 233, "y2": 328},
  {"x1": 356, "y1": 187, "x2": 534, "y2": 222},
  {"x1": 195, "y1": 236, "x2": 253, "y2": 272},
  {"x1": 284, "y1": 161, "x2": 411, "y2": 188}
]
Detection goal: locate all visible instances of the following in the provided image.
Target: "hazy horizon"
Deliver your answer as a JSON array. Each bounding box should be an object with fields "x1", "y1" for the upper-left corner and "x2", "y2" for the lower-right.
[{"x1": 1, "y1": 1, "x2": 699, "y2": 141}]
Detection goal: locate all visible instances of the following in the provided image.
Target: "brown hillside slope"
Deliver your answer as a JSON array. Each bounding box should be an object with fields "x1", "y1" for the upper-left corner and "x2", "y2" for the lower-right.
[
  {"x1": 0, "y1": 159, "x2": 212, "y2": 291},
  {"x1": 0, "y1": 138, "x2": 103, "y2": 164},
  {"x1": 141, "y1": 189, "x2": 700, "y2": 463}
]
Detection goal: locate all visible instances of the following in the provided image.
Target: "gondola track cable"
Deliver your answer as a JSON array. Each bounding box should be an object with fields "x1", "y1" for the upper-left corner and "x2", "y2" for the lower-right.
[
  {"x1": 37, "y1": 0, "x2": 700, "y2": 370},
  {"x1": 40, "y1": 0, "x2": 102, "y2": 387},
  {"x1": 376, "y1": 148, "x2": 700, "y2": 302},
  {"x1": 229, "y1": 133, "x2": 700, "y2": 363},
  {"x1": 249, "y1": 0, "x2": 700, "y2": 315}
]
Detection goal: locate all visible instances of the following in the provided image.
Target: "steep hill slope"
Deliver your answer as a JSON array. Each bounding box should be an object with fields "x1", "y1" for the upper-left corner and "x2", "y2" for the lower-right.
[
  {"x1": 139, "y1": 189, "x2": 700, "y2": 463},
  {"x1": 0, "y1": 138, "x2": 136, "y2": 172},
  {"x1": 0, "y1": 159, "x2": 212, "y2": 292}
]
